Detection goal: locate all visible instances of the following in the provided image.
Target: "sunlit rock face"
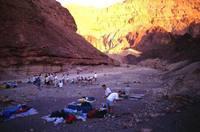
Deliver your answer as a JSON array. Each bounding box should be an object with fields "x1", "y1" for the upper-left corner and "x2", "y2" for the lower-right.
[
  {"x1": 0, "y1": 0, "x2": 113, "y2": 75},
  {"x1": 65, "y1": 0, "x2": 200, "y2": 56}
]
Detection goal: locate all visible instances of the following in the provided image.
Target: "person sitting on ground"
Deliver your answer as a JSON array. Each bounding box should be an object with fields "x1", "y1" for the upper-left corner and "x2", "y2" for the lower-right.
[
  {"x1": 34, "y1": 75, "x2": 41, "y2": 89},
  {"x1": 88, "y1": 76, "x2": 93, "y2": 84},
  {"x1": 49, "y1": 74, "x2": 53, "y2": 85},
  {"x1": 118, "y1": 90, "x2": 129, "y2": 99},
  {"x1": 27, "y1": 77, "x2": 31, "y2": 83},
  {"x1": 106, "y1": 91, "x2": 123, "y2": 113},
  {"x1": 70, "y1": 79, "x2": 75, "y2": 84},
  {"x1": 44, "y1": 74, "x2": 47, "y2": 84},
  {"x1": 65, "y1": 74, "x2": 69, "y2": 83},
  {"x1": 44, "y1": 74, "x2": 50, "y2": 85},
  {"x1": 32, "y1": 75, "x2": 36, "y2": 83},
  {"x1": 61, "y1": 74, "x2": 65, "y2": 84},
  {"x1": 54, "y1": 74, "x2": 58, "y2": 87},
  {"x1": 102, "y1": 84, "x2": 112, "y2": 98},
  {"x1": 58, "y1": 80, "x2": 63, "y2": 88}
]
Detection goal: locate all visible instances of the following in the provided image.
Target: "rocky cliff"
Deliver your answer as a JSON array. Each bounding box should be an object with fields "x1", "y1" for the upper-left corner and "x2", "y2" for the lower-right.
[
  {"x1": 66, "y1": 0, "x2": 200, "y2": 61},
  {"x1": 0, "y1": 0, "x2": 114, "y2": 77}
]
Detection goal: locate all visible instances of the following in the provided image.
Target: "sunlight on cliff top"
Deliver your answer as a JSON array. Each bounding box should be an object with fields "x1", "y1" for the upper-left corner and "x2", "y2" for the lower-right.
[{"x1": 56, "y1": 0, "x2": 124, "y2": 8}]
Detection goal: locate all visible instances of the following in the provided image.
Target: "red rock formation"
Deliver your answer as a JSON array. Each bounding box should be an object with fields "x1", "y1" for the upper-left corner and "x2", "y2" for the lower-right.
[
  {"x1": 135, "y1": 27, "x2": 172, "y2": 51},
  {"x1": 0, "y1": 0, "x2": 114, "y2": 76},
  {"x1": 66, "y1": 0, "x2": 200, "y2": 55},
  {"x1": 125, "y1": 23, "x2": 200, "y2": 64}
]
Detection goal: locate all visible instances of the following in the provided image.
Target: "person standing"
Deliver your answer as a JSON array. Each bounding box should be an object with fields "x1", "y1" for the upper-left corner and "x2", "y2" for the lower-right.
[
  {"x1": 101, "y1": 84, "x2": 112, "y2": 98},
  {"x1": 94, "y1": 73, "x2": 97, "y2": 81}
]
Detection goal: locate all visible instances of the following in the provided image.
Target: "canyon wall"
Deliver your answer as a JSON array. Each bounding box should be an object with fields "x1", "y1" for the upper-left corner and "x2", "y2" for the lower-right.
[
  {"x1": 0, "y1": 0, "x2": 114, "y2": 78},
  {"x1": 66, "y1": 0, "x2": 200, "y2": 61}
]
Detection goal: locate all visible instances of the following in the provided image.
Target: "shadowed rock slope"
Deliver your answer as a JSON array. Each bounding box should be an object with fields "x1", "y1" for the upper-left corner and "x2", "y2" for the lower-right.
[{"x1": 0, "y1": 0, "x2": 114, "y2": 76}]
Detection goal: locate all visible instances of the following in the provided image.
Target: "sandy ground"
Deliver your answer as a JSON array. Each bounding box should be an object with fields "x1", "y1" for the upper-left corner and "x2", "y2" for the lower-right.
[{"x1": 0, "y1": 65, "x2": 200, "y2": 132}]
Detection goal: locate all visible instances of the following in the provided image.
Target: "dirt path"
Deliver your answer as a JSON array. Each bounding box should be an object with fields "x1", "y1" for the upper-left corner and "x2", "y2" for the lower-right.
[{"x1": 0, "y1": 65, "x2": 199, "y2": 132}]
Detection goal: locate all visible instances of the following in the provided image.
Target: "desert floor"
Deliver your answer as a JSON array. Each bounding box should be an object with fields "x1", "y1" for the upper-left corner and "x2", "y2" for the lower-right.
[{"x1": 0, "y1": 65, "x2": 200, "y2": 132}]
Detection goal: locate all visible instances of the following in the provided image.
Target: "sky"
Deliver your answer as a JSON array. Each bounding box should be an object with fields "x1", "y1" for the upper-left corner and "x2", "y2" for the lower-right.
[{"x1": 56, "y1": 0, "x2": 124, "y2": 8}]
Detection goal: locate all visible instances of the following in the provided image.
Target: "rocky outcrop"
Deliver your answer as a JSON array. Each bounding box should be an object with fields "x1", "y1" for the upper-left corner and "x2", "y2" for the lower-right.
[{"x1": 0, "y1": 0, "x2": 114, "y2": 76}]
